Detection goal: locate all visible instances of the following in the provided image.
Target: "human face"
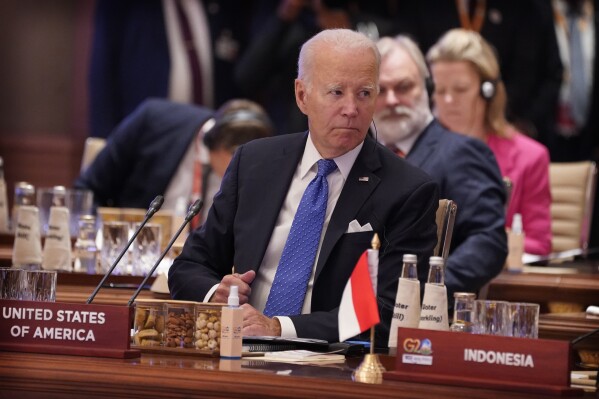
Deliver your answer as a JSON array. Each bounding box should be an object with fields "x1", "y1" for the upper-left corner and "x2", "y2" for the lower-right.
[
  {"x1": 430, "y1": 60, "x2": 487, "y2": 139},
  {"x1": 374, "y1": 48, "x2": 431, "y2": 144},
  {"x1": 295, "y1": 46, "x2": 378, "y2": 159}
]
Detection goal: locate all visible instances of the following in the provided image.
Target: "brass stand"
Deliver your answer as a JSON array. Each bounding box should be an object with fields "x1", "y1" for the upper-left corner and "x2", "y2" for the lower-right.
[{"x1": 352, "y1": 327, "x2": 386, "y2": 384}]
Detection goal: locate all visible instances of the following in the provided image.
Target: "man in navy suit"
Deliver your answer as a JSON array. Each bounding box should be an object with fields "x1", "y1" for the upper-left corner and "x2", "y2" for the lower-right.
[
  {"x1": 75, "y1": 98, "x2": 272, "y2": 221},
  {"x1": 169, "y1": 29, "x2": 439, "y2": 344},
  {"x1": 373, "y1": 35, "x2": 507, "y2": 302}
]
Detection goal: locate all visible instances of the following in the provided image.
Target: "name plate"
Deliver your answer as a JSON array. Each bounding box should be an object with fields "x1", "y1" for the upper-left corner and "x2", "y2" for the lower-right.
[
  {"x1": 384, "y1": 327, "x2": 582, "y2": 396},
  {"x1": 0, "y1": 299, "x2": 140, "y2": 359}
]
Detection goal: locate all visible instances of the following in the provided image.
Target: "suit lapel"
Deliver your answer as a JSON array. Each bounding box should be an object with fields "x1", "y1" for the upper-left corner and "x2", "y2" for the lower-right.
[{"x1": 315, "y1": 137, "x2": 381, "y2": 280}]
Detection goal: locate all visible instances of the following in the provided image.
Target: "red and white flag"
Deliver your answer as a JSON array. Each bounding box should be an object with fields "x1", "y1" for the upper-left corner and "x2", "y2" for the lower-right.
[{"x1": 338, "y1": 249, "x2": 380, "y2": 342}]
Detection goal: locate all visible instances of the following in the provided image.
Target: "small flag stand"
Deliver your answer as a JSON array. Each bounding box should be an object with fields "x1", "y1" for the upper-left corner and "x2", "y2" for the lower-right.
[{"x1": 352, "y1": 234, "x2": 386, "y2": 384}]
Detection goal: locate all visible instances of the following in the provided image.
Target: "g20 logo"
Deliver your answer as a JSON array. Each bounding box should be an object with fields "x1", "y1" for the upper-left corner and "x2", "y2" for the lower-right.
[{"x1": 403, "y1": 338, "x2": 432, "y2": 355}]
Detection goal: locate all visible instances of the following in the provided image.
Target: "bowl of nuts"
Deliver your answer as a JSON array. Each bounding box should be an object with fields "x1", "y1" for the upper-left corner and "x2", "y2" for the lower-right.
[
  {"x1": 132, "y1": 299, "x2": 167, "y2": 347},
  {"x1": 194, "y1": 302, "x2": 224, "y2": 354},
  {"x1": 132, "y1": 299, "x2": 225, "y2": 357},
  {"x1": 165, "y1": 300, "x2": 197, "y2": 349}
]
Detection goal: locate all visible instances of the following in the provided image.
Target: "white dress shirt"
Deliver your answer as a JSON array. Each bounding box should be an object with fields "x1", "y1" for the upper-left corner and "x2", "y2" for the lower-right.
[{"x1": 163, "y1": 119, "x2": 220, "y2": 224}]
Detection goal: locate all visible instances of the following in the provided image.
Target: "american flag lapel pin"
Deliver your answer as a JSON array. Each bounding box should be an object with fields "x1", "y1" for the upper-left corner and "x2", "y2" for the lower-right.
[{"x1": 358, "y1": 176, "x2": 369, "y2": 182}]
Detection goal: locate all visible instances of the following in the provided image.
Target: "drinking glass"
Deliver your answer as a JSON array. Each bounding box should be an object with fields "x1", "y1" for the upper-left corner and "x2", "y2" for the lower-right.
[
  {"x1": 100, "y1": 221, "x2": 130, "y2": 275},
  {"x1": 132, "y1": 223, "x2": 161, "y2": 276},
  {"x1": 0, "y1": 267, "x2": 24, "y2": 300},
  {"x1": 36, "y1": 187, "x2": 55, "y2": 236},
  {"x1": 473, "y1": 300, "x2": 511, "y2": 336},
  {"x1": 21, "y1": 270, "x2": 57, "y2": 302},
  {"x1": 67, "y1": 188, "x2": 94, "y2": 238},
  {"x1": 509, "y1": 302, "x2": 540, "y2": 339}
]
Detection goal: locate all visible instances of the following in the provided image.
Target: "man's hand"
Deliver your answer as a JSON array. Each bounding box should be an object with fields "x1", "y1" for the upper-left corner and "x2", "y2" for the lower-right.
[
  {"x1": 211, "y1": 270, "x2": 256, "y2": 304},
  {"x1": 241, "y1": 304, "x2": 282, "y2": 336}
]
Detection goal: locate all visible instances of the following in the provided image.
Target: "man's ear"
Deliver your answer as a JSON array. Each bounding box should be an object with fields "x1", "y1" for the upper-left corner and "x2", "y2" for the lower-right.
[{"x1": 295, "y1": 79, "x2": 308, "y2": 115}]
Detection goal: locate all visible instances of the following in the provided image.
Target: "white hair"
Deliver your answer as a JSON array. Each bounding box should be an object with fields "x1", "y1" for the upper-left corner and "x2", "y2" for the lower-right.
[
  {"x1": 297, "y1": 29, "x2": 381, "y2": 88},
  {"x1": 377, "y1": 35, "x2": 430, "y2": 80}
]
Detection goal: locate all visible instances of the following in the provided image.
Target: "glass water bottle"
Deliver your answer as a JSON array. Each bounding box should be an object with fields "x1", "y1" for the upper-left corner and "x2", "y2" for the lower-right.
[
  {"x1": 450, "y1": 292, "x2": 476, "y2": 333},
  {"x1": 12, "y1": 181, "x2": 35, "y2": 231},
  {"x1": 51, "y1": 185, "x2": 67, "y2": 207},
  {"x1": 427, "y1": 256, "x2": 445, "y2": 285},
  {"x1": 401, "y1": 254, "x2": 418, "y2": 280}
]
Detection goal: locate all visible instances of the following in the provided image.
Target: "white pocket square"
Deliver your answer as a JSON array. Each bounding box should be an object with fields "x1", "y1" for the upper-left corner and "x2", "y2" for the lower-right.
[{"x1": 346, "y1": 220, "x2": 373, "y2": 233}]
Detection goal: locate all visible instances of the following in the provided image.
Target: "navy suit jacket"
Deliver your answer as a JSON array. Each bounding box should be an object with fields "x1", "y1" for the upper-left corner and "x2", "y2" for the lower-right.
[
  {"x1": 407, "y1": 120, "x2": 507, "y2": 299},
  {"x1": 75, "y1": 98, "x2": 213, "y2": 208},
  {"x1": 169, "y1": 132, "x2": 440, "y2": 343}
]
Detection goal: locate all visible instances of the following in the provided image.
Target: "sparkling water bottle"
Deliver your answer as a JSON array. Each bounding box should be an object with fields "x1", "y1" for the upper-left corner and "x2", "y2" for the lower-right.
[
  {"x1": 401, "y1": 253, "x2": 418, "y2": 280},
  {"x1": 426, "y1": 256, "x2": 445, "y2": 285}
]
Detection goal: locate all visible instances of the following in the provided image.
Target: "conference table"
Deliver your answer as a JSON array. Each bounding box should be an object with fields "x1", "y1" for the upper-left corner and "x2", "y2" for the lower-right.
[
  {"x1": 0, "y1": 272, "x2": 596, "y2": 398},
  {"x1": 1, "y1": 347, "x2": 596, "y2": 398},
  {"x1": 1, "y1": 238, "x2": 598, "y2": 397},
  {"x1": 485, "y1": 262, "x2": 599, "y2": 314}
]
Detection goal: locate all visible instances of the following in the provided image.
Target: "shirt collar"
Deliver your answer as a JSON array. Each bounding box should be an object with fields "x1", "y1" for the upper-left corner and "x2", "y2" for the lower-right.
[{"x1": 300, "y1": 132, "x2": 363, "y2": 181}]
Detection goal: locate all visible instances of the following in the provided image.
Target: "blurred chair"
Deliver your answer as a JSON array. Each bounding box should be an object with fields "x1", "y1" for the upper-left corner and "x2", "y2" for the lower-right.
[
  {"x1": 80, "y1": 137, "x2": 107, "y2": 173},
  {"x1": 434, "y1": 199, "x2": 457, "y2": 259},
  {"x1": 549, "y1": 161, "x2": 597, "y2": 253}
]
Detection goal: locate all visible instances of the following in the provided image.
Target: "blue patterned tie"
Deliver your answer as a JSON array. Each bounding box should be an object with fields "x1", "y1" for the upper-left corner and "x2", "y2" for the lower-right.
[{"x1": 264, "y1": 159, "x2": 338, "y2": 317}]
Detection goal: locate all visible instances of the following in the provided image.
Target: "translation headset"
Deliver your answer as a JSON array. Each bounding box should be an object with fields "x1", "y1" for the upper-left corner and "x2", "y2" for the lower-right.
[
  {"x1": 479, "y1": 79, "x2": 497, "y2": 100},
  {"x1": 203, "y1": 109, "x2": 271, "y2": 148}
]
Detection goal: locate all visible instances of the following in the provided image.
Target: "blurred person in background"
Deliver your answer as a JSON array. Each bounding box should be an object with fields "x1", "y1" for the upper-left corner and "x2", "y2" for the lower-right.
[
  {"x1": 551, "y1": 0, "x2": 599, "y2": 250},
  {"x1": 89, "y1": 0, "x2": 254, "y2": 138},
  {"x1": 373, "y1": 34, "x2": 506, "y2": 303},
  {"x1": 395, "y1": 0, "x2": 562, "y2": 145},
  {"x1": 427, "y1": 28, "x2": 552, "y2": 256},
  {"x1": 235, "y1": 0, "x2": 400, "y2": 134},
  {"x1": 75, "y1": 98, "x2": 273, "y2": 226},
  {"x1": 550, "y1": 0, "x2": 598, "y2": 162}
]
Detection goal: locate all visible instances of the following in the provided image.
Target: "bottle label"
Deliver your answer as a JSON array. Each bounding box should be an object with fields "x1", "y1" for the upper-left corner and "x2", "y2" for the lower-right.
[
  {"x1": 419, "y1": 283, "x2": 449, "y2": 331},
  {"x1": 389, "y1": 278, "x2": 421, "y2": 348}
]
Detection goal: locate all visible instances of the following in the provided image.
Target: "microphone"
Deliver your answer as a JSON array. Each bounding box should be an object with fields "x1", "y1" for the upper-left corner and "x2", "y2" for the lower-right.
[
  {"x1": 86, "y1": 195, "x2": 164, "y2": 304},
  {"x1": 127, "y1": 199, "x2": 203, "y2": 306}
]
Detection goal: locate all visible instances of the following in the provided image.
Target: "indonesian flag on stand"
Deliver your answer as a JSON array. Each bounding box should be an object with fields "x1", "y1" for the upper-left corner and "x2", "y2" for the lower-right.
[{"x1": 338, "y1": 249, "x2": 380, "y2": 342}]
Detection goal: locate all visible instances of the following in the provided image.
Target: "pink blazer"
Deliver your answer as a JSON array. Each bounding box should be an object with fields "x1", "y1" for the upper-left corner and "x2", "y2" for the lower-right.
[{"x1": 487, "y1": 131, "x2": 552, "y2": 255}]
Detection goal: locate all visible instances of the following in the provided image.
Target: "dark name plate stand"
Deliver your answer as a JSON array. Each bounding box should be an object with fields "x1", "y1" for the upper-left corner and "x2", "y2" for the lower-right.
[
  {"x1": 0, "y1": 299, "x2": 139, "y2": 359},
  {"x1": 384, "y1": 327, "x2": 583, "y2": 396}
]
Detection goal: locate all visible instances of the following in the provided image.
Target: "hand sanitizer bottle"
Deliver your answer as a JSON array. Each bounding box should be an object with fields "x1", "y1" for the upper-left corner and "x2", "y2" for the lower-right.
[
  {"x1": 220, "y1": 285, "x2": 243, "y2": 359},
  {"x1": 506, "y1": 213, "x2": 524, "y2": 272}
]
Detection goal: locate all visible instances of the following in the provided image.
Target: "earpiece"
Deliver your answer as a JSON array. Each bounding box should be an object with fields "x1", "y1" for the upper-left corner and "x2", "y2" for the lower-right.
[{"x1": 480, "y1": 80, "x2": 497, "y2": 100}]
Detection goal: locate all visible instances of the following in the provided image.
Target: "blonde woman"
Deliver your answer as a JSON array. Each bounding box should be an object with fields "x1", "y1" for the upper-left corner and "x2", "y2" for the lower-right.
[{"x1": 427, "y1": 28, "x2": 552, "y2": 256}]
